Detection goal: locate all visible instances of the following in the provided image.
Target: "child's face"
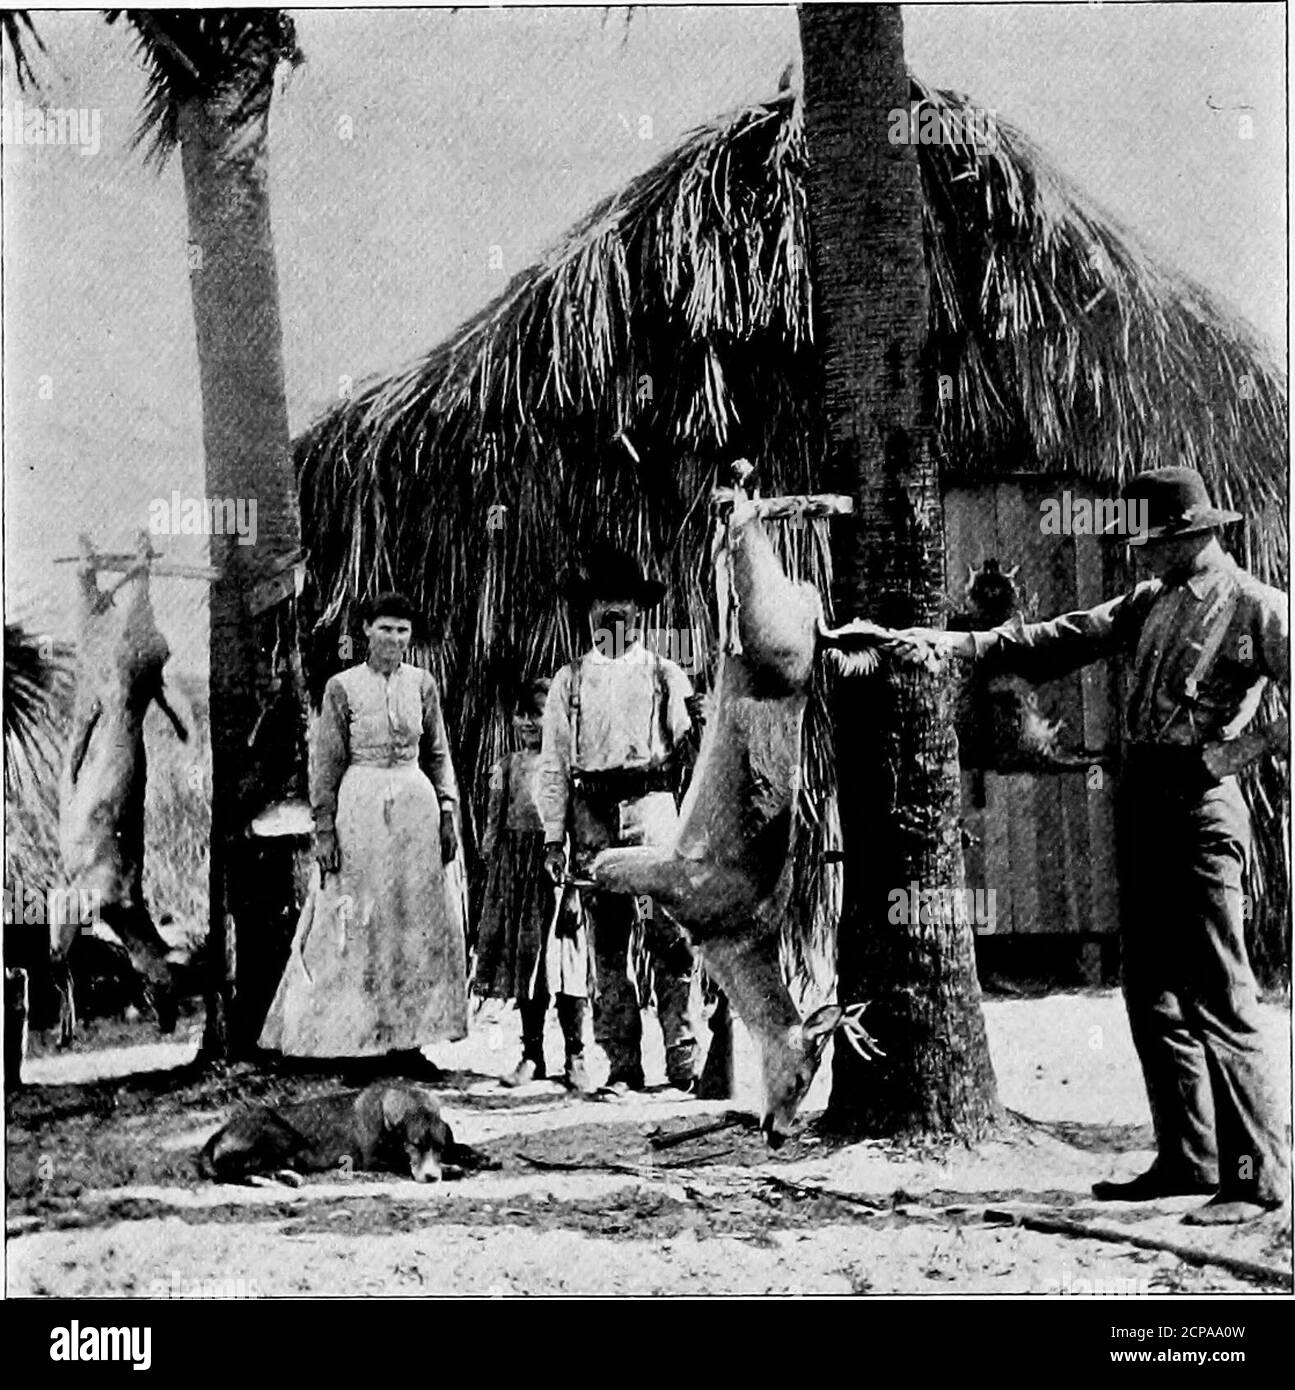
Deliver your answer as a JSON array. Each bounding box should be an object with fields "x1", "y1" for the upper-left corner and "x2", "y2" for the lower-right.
[{"x1": 513, "y1": 712, "x2": 543, "y2": 746}]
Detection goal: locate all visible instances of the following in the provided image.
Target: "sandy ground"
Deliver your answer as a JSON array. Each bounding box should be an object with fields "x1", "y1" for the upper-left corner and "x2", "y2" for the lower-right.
[{"x1": 6, "y1": 991, "x2": 1292, "y2": 1297}]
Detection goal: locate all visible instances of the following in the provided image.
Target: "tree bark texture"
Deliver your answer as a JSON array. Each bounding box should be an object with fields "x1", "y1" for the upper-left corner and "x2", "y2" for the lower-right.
[
  {"x1": 799, "y1": 3, "x2": 1000, "y2": 1138},
  {"x1": 179, "y1": 91, "x2": 307, "y2": 1056}
]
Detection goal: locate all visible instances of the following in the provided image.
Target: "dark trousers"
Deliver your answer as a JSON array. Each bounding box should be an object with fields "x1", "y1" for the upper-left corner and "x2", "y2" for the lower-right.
[
  {"x1": 586, "y1": 890, "x2": 697, "y2": 1080},
  {"x1": 518, "y1": 995, "x2": 584, "y2": 1064},
  {"x1": 570, "y1": 783, "x2": 699, "y2": 1083},
  {"x1": 1119, "y1": 760, "x2": 1287, "y2": 1204}
]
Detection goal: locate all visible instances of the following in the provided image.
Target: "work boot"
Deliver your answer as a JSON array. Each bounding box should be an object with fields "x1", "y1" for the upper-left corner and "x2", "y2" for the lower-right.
[
  {"x1": 556, "y1": 995, "x2": 593, "y2": 1094},
  {"x1": 1092, "y1": 1167, "x2": 1217, "y2": 1202},
  {"x1": 665, "y1": 1041, "x2": 699, "y2": 1093},
  {"x1": 502, "y1": 1057, "x2": 545, "y2": 1087},
  {"x1": 501, "y1": 999, "x2": 548, "y2": 1087},
  {"x1": 598, "y1": 1065, "x2": 646, "y2": 1100},
  {"x1": 1182, "y1": 1195, "x2": 1284, "y2": 1226},
  {"x1": 564, "y1": 1054, "x2": 591, "y2": 1093}
]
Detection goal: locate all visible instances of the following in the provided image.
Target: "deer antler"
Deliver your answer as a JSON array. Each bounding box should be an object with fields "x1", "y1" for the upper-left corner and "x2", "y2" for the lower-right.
[{"x1": 837, "y1": 1001, "x2": 886, "y2": 1061}]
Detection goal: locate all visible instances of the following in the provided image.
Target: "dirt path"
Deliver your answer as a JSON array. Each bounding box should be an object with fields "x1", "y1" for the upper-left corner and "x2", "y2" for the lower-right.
[{"x1": 7, "y1": 992, "x2": 1291, "y2": 1296}]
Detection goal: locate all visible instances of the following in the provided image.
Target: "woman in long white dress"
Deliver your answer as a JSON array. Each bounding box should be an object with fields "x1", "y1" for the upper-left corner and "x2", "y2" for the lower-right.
[{"x1": 259, "y1": 592, "x2": 468, "y2": 1074}]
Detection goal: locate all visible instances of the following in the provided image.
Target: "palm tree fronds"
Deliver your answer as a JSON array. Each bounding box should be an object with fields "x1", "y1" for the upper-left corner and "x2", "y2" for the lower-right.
[
  {"x1": 0, "y1": 10, "x2": 47, "y2": 90},
  {"x1": 107, "y1": 9, "x2": 302, "y2": 165},
  {"x1": 4, "y1": 623, "x2": 73, "y2": 801}
]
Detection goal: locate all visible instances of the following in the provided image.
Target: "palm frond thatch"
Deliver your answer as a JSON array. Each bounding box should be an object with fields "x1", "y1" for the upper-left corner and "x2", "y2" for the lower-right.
[
  {"x1": 4, "y1": 623, "x2": 73, "y2": 802},
  {"x1": 295, "y1": 81, "x2": 1288, "y2": 983}
]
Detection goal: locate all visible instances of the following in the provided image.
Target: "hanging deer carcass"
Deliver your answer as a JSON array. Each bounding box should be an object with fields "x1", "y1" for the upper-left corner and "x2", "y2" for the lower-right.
[
  {"x1": 54, "y1": 535, "x2": 191, "y2": 1044},
  {"x1": 590, "y1": 484, "x2": 899, "y2": 1144}
]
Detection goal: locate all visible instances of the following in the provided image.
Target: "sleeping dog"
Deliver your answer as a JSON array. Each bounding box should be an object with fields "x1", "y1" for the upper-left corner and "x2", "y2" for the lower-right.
[{"x1": 199, "y1": 1083, "x2": 493, "y2": 1185}]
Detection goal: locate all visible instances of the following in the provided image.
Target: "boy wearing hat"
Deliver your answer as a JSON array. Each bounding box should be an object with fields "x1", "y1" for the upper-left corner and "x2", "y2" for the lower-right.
[
  {"x1": 535, "y1": 544, "x2": 702, "y2": 1095},
  {"x1": 897, "y1": 467, "x2": 1289, "y2": 1225}
]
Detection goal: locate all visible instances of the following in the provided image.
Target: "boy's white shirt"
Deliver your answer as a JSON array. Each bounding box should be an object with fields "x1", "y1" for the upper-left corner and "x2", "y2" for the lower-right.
[{"x1": 535, "y1": 640, "x2": 693, "y2": 843}]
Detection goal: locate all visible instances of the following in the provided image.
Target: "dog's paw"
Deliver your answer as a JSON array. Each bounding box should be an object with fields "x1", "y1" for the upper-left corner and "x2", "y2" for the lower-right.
[
  {"x1": 245, "y1": 1170, "x2": 305, "y2": 1190},
  {"x1": 448, "y1": 1145, "x2": 501, "y2": 1172}
]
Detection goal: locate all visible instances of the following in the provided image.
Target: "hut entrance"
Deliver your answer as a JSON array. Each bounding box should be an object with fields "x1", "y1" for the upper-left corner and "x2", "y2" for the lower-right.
[{"x1": 943, "y1": 480, "x2": 1135, "y2": 987}]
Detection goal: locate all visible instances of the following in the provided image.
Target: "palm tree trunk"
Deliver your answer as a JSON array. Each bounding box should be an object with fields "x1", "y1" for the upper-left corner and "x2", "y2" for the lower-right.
[
  {"x1": 178, "y1": 91, "x2": 306, "y2": 1057},
  {"x1": 799, "y1": 3, "x2": 999, "y2": 1137}
]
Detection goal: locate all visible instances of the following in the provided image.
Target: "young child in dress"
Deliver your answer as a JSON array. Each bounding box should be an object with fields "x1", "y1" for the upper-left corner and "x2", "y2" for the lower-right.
[{"x1": 473, "y1": 678, "x2": 592, "y2": 1090}]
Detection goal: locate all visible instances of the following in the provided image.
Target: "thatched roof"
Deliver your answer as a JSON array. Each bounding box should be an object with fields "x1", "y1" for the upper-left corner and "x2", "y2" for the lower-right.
[{"x1": 295, "y1": 80, "x2": 1288, "y2": 981}]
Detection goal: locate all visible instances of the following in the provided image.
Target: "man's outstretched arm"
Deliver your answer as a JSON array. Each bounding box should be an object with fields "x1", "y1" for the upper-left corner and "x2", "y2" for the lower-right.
[{"x1": 894, "y1": 584, "x2": 1156, "y2": 682}]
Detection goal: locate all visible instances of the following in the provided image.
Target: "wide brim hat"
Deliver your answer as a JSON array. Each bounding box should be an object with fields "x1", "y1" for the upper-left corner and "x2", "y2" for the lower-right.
[
  {"x1": 1101, "y1": 466, "x2": 1242, "y2": 542},
  {"x1": 566, "y1": 543, "x2": 667, "y2": 608}
]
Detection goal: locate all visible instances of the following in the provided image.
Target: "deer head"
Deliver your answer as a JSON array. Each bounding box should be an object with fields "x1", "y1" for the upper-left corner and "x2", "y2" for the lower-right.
[
  {"x1": 759, "y1": 1001, "x2": 886, "y2": 1145},
  {"x1": 697, "y1": 931, "x2": 885, "y2": 1145},
  {"x1": 757, "y1": 1004, "x2": 843, "y2": 1146}
]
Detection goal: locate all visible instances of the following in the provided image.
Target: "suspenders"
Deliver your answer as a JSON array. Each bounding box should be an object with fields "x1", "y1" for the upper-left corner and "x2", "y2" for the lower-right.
[
  {"x1": 1183, "y1": 582, "x2": 1242, "y2": 700},
  {"x1": 1151, "y1": 577, "x2": 1243, "y2": 742},
  {"x1": 570, "y1": 654, "x2": 583, "y2": 771},
  {"x1": 567, "y1": 648, "x2": 671, "y2": 773}
]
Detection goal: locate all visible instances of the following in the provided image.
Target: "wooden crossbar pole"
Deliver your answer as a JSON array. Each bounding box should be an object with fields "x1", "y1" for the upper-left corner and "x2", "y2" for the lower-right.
[
  {"x1": 53, "y1": 554, "x2": 221, "y2": 580},
  {"x1": 709, "y1": 490, "x2": 854, "y2": 521}
]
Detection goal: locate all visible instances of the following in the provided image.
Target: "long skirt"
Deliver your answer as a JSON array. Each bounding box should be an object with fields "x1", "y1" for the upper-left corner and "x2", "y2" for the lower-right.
[
  {"x1": 474, "y1": 830, "x2": 591, "y2": 1002},
  {"x1": 259, "y1": 762, "x2": 468, "y2": 1056}
]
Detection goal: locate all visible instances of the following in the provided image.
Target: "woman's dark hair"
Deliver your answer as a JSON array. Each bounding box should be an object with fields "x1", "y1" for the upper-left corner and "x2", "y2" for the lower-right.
[
  {"x1": 361, "y1": 590, "x2": 417, "y2": 625},
  {"x1": 514, "y1": 676, "x2": 551, "y2": 717}
]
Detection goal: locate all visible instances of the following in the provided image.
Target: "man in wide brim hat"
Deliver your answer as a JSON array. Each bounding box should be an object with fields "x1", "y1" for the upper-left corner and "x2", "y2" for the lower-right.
[
  {"x1": 564, "y1": 544, "x2": 667, "y2": 609},
  {"x1": 1099, "y1": 464, "x2": 1243, "y2": 543},
  {"x1": 900, "y1": 465, "x2": 1289, "y2": 1225},
  {"x1": 537, "y1": 541, "x2": 703, "y2": 1098}
]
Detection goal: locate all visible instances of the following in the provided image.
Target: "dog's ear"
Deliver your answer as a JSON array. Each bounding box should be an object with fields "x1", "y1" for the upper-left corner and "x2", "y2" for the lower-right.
[{"x1": 380, "y1": 1088, "x2": 415, "y2": 1129}]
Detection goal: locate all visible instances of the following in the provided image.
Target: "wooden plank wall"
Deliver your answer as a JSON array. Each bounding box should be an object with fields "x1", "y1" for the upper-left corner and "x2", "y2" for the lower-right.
[{"x1": 944, "y1": 480, "x2": 1130, "y2": 941}]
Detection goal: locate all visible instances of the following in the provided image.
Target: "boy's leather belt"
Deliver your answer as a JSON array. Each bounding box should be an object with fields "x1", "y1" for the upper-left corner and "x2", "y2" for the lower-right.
[
  {"x1": 1125, "y1": 742, "x2": 1205, "y2": 763},
  {"x1": 1123, "y1": 742, "x2": 1215, "y2": 790},
  {"x1": 572, "y1": 765, "x2": 675, "y2": 799}
]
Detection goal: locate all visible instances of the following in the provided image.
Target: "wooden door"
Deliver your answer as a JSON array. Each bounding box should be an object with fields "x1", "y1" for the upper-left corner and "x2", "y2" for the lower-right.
[{"x1": 944, "y1": 479, "x2": 1133, "y2": 943}]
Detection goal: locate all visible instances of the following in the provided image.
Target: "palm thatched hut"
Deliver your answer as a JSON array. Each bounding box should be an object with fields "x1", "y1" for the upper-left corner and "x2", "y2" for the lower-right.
[{"x1": 296, "y1": 81, "x2": 1289, "y2": 985}]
